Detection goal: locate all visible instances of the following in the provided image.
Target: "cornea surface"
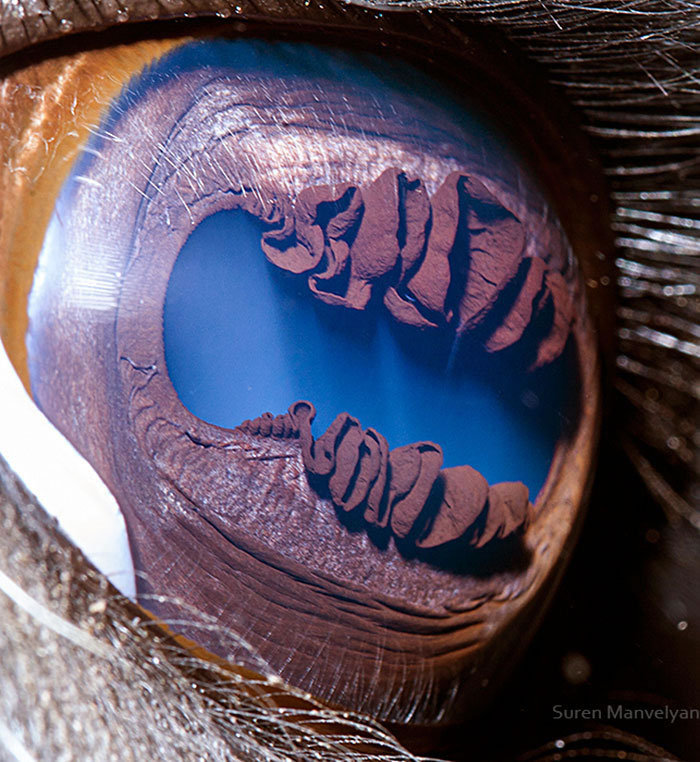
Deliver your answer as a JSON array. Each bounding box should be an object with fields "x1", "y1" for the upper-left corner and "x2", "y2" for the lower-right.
[{"x1": 25, "y1": 40, "x2": 596, "y2": 722}]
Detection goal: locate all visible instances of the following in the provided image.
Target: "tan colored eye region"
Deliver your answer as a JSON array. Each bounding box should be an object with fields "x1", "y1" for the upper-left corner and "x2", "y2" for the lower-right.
[{"x1": 5, "y1": 34, "x2": 600, "y2": 726}]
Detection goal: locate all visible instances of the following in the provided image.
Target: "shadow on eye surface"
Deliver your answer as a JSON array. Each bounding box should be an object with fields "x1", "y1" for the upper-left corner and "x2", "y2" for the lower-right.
[{"x1": 0, "y1": 0, "x2": 697, "y2": 760}]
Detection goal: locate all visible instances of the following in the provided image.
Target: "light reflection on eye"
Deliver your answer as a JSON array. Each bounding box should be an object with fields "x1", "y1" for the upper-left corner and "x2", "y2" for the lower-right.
[{"x1": 2, "y1": 31, "x2": 601, "y2": 728}]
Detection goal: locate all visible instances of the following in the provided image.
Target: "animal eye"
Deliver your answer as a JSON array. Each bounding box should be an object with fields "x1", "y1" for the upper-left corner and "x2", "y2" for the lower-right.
[{"x1": 1, "y1": 29, "x2": 603, "y2": 728}]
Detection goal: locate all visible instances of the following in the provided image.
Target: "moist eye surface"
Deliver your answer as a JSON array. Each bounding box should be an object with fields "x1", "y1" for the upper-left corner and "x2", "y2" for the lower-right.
[
  {"x1": 164, "y1": 202, "x2": 577, "y2": 496},
  {"x1": 25, "y1": 37, "x2": 592, "y2": 723}
]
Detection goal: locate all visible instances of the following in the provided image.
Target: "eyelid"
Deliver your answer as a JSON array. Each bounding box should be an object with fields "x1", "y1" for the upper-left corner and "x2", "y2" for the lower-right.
[
  {"x1": 0, "y1": 0, "x2": 375, "y2": 60},
  {"x1": 0, "y1": 338, "x2": 135, "y2": 598}
]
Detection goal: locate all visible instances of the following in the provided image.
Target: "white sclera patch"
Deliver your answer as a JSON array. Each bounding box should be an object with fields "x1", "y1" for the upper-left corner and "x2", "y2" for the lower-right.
[{"x1": 0, "y1": 340, "x2": 135, "y2": 598}]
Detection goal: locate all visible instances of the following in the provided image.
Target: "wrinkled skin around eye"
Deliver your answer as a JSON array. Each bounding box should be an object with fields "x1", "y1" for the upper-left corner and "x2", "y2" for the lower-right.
[{"x1": 0, "y1": 2, "x2": 698, "y2": 762}]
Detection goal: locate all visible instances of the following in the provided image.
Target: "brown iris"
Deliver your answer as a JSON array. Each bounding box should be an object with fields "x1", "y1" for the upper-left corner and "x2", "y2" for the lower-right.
[{"x1": 13, "y1": 34, "x2": 602, "y2": 727}]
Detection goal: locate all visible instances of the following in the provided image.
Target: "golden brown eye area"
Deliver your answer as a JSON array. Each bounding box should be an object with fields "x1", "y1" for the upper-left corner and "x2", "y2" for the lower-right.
[{"x1": 8, "y1": 31, "x2": 602, "y2": 728}]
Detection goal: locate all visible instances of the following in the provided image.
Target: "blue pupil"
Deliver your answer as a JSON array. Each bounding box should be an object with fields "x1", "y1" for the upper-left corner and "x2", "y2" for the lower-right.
[{"x1": 164, "y1": 208, "x2": 574, "y2": 497}]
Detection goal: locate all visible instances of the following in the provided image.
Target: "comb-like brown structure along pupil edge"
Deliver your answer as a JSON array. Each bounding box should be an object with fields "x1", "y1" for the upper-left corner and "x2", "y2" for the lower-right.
[
  {"x1": 221, "y1": 164, "x2": 575, "y2": 551},
  {"x1": 229, "y1": 163, "x2": 577, "y2": 552},
  {"x1": 240, "y1": 401, "x2": 533, "y2": 549},
  {"x1": 234, "y1": 167, "x2": 573, "y2": 366},
  {"x1": 25, "y1": 44, "x2": 601, "y2": 726}
]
